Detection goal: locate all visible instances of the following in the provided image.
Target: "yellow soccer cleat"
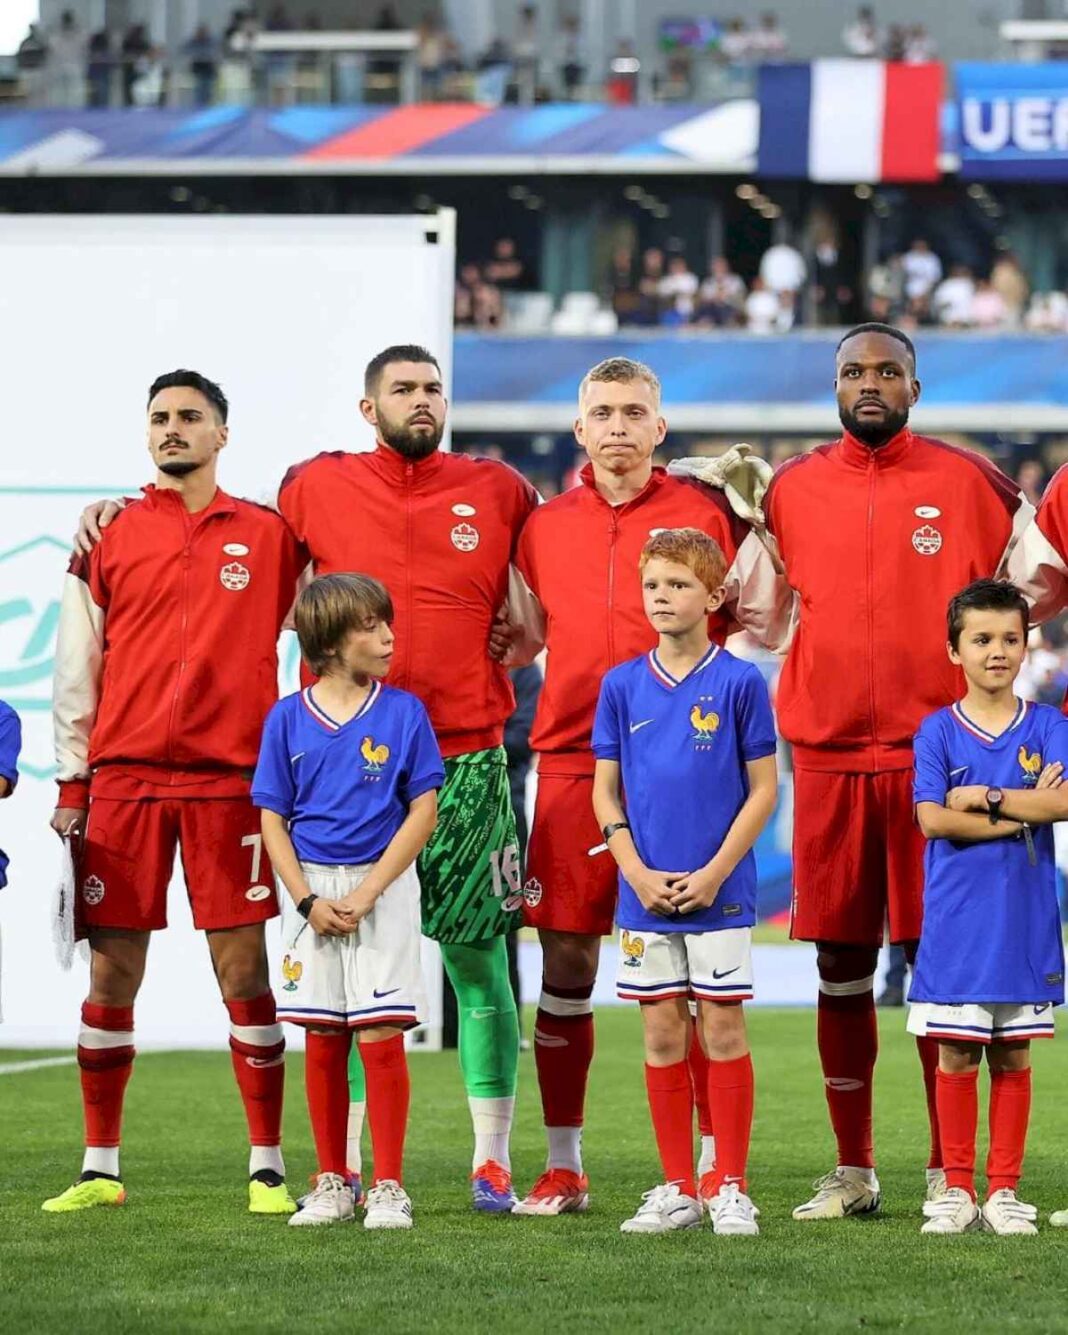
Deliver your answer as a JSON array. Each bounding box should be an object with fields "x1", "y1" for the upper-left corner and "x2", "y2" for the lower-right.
[
  {"x1": 249, "y1": 1175, "x2": 297, "y2": 1216},
  {"x1": 42, "y1": 1176, "x2": 126, "y2": 1213}
]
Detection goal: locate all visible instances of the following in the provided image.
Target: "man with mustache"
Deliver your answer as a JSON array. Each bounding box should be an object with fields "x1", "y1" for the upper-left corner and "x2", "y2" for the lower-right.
[
  {"x1": 761, "y1": 324, "x2": 1032, "y2": 1221},
  {"x1": 46, "y1": 370, "x2": 306, "y2": 1215}
]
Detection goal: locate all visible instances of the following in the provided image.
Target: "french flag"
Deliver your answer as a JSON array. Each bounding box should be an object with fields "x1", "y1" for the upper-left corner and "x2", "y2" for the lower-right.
[{"x1": 757, "y1": 60, "x2": 943, "y2": 182}]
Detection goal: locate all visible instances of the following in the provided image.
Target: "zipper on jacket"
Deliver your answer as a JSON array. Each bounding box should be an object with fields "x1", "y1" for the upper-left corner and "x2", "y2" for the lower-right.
[
  {"x1": 166, "y1": 507, "x2": 195, "y2": 773},
  {"x1": 865, "y1": 454, "x2": 878, "y2": 769},
  {"x1": 607, "y1": 512, "x2": 619, "y2": 664},
  {"x1": 403, "y1": 461, "x2": 414, "y2": 691}
]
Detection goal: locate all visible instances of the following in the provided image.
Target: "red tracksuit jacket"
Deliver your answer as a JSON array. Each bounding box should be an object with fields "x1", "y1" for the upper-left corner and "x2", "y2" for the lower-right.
[
  {"x1": 278, "y1": 445, "x2": 539, "y2": 757},
  {"x1": 515, "y1": 463, "x2": 790, "y2": 776},
  {"x1": 762, "y1": 428, "x2": 1029, "y2": 773},
  {"x1": 54, "y1": 485, "x2": 306, "y2": 807},
  {"x1": 1009, "y1": 462, "x2": 1068, "y2": 635}
]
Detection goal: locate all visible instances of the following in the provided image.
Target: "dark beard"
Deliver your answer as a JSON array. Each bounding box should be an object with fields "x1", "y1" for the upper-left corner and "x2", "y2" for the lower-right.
[
  {"x1": 838, "y1": 403, "x2": 909, "y2": 447},
  {"x1": 159, "y1": 459, "x2": 202, "y2": 477},
  {"x1": 379, "y1": 419, "x2": 443, "y2": 459}
]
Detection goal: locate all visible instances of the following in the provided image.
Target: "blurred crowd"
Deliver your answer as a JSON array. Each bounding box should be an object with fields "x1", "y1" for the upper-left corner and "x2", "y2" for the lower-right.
[{"x1": 10, "y1": 4, "x2": 939, "y2": 111}]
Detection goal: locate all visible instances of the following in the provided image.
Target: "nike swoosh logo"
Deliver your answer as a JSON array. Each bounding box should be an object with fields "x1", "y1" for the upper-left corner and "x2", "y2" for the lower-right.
[
  {"x1": 1034, "y1": 1004, "x2": 1051, "y2": 1015},
  {"x1": 712, "y1": 966, "x2": 740, "y2": 979},
  {"x1": 949, "y1": 766, "x2": 967, "y2": 777},
  {"x1": 373, "y1": 988, "x2": 400, "y2": 999},
  {"x1": 825, "y1": 1077, "x2": 864, "y2": 1091},
  {"x1": 629, "y1": 719, "x2": 654, "y2": 734},
  {"x1": 533, "y1": 1028, "x2": 568, "y2": 1048},
  {"x1": 245, "y1": 1055, "x2": 285, "y2": 1069},
  {"x1": 469, "y1": 1007, "x2": 497, "y2": 1020},
  {"x1": 290, "y1": 752, "x2": 305, "y2": 764}
]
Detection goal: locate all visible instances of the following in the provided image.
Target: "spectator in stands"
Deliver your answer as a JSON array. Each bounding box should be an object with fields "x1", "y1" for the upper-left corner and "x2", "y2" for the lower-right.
[
  {"x1": 720, "y1": 17, "x2": 752, "y2": 64},
  {"x1": 866, "y1": 253, "x2": 905, "y2": 321},
  {"x1": 605, "y1": 38, "x2": 639, "y2": 105},
  {"x1": 694, "y1": 255, "x2": 746, "y2": 327},
  {"x1": 16, "y1": 23, "x2": 48, "y2": 106},
  {"x1": 454, "y1": 263, "x2": 482, "y2": 329},
  {"x1": 86, "y1": 28, "x2": 112, "y2": 108},
  {"x1": 47, "y1": 10, "x2": 85, "y2": 107},
  {"x1": 932, "y1": 264, "x2": 975, "y2": 328},
  {"x1": 842, "y1": 6, "x2": 880, "y2": 58},
  {"x1": 120, "y1": 23, "x2": 153, "y2": 107},
  {"x1": 759, "y1": 238, "x2": 806, "y2": 297},
  {"x1": 750, "y1": 11, "x2": 788, "y2": 62},
  {"x1": 472, "y1": 277, "x2": 504, "y2": 330},
  {"x1": 883, "y1": 24, "x2": 906, "y2": 62},
  {"x1": 991, "y1": 251, "x2": 1030, "y2": 326},
  {"x1": 635, "y1": 246, "x2": 666, "y2": 325},
  {"x1": 1016, "y1": 460, "x2": 1048, "y2": 511},
  {"x1": 745, "y1": 275, "x2": 784, "y2": 333},
  {"x1": 556, "y1": 13, "x2": 585, "y2": 100},
  {"x1": 658, "y1": 253, "x2": 699, "y2": 324},
  {"x1": 514, "y1": 5, "x2": 540, "y2": 104},
  {"x1": 485, "y1": 238, "x2": 526, "y2": 291},
  {"x1": 185, "y1": 24, "x2": 219, "y2": 108},
  {"x1": 813, "y1": 236, "x2": 852, "y2": 326},
  {"x1": 970, "y1": 277, "x2": 1009, "y2": 330},
  {"x1": 607, "y1": 246, "x2": 641, "y2": 325},
  {"x1": 417, "y1": 15, "x2": 447, "y2": 100},
  {"x1": 1025, "y1": 292, "x2": 1068, "y2": 333},
  {"x1": 902, "y1": 237, "x2": 942, "y2": 303},
  {"x1": 904, "y1": 24, "x2": 936, "y2": 62},
  {"x1": 476, "y1": 36, "x2": 512, "y2": 105}
]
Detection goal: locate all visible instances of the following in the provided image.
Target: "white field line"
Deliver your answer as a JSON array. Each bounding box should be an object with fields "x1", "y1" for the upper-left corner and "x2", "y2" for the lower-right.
[{"x1": 0, "y1": 1056, "x2": 76, "y2": 1076}]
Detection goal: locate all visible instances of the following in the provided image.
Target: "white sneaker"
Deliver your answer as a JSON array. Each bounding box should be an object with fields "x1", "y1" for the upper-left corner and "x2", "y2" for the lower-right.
[
  {"x1": 287, "y1": 1172, "x2": 354, "y2": 1227},
  {"x1": 920, "y1": 1186, "x2": 980, "y2": 1234},
  {"x1": 619, "y1": 1182, "x2": 702, "y2": 1234},
  {"x1": 709, "y1": 1183, "x2": 760, "y2": 1236},
  {"x1": 792, "y1": 1166, "x2": 880, "y2": 1221},
  {"x1": 925, "y1": 1168, "x2": 948, "y2": 1201},
  {"x1": 364, "y1": 1179, "x2": 414, "y2": 1230},
  {"x1": 981, "y1": 1188, "x2": 1038, "y2": 1236}
]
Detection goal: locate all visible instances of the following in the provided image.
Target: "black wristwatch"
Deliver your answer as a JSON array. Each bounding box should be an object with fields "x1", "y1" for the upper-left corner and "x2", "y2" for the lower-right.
[
  {"x1": 985, "y1": 788, "x2": 1004, "y2": 825},
  {"x1": 296, "y1": 893, "x2": 319, "y2": 920},
  {"x1": 602, "y1": 821, "x2": 631, "y2": 843}
]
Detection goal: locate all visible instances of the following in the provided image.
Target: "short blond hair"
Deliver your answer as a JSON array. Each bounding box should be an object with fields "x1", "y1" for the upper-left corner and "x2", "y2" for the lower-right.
[
  {"x1": 295, "y1": 573, "x2": 393, "y2": 675},
  {"x1": 639, "y1": 528, "x2": 727, "y2": 593},
  {"x1": 578, "y1": 356, "x2": 661, "y2": 409}
]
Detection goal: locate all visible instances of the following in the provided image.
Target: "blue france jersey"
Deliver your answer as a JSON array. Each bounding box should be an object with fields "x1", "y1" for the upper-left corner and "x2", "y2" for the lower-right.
[
  {"x1": 252, "y1": 681, "x2": 444, "y2": 865},
  {"x1": 591, "y1": 644, "x2": 776, "y2": 933},
  {"x1": 911, "y1": 699, "x2": 1068, "y2": 1006}
]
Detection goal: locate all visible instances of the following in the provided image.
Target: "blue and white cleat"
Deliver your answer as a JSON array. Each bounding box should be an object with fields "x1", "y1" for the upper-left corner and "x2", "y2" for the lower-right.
[{"x1": 471, "y1": 1160, "x2": 518, "y2": 1213}]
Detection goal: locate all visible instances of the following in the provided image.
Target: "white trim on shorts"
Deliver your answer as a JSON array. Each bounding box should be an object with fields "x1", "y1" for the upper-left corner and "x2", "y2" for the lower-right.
[
  {"x1": 616, "y1": 926, "x2": 753, "y2": 1003},
  {"x1": 907, "y1": 1001, "x2": 1056, "y2": 1045},
  {"x1": 276, "y1": 861, "x2": 426, "y2": 1030}
]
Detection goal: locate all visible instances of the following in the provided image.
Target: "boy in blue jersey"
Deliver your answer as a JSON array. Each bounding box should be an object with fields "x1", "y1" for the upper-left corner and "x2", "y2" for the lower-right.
[
  {"x1": 253, "y1": 574, "x2": 444, "y2": 1231},
  {"x1": 592, "y1": 529, "x2": 778, "y2": 1237},
  {"x1": 908, "y1": 578, "x2": 1068, "y2": 1236}
]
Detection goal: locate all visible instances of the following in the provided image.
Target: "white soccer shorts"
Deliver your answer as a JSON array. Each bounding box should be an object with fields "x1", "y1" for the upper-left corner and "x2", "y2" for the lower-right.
[
  {"x1": 616, "y1": 926, "x2": 753, "y2": 1003},
  {"x1": 275, "y1": 862, "x2": 427, "y2": 1030},
  {"x1": 907, "y1": 1001, "x2": 1056, "y2": 1045}
]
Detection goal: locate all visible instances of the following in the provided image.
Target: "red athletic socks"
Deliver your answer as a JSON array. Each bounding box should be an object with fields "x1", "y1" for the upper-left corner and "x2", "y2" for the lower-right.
[
  {"x1": 817, "y1": 987, "x2": 877, "y2": 1168},
  {"x1": 916, "y1": 1035, "x2": 943, "y2": 1169},
  {"x1": 707, "y1": 1054, "x2": 754, "y2": 1194},
  {"x1": 78, "y1": 1001, "x2": 135, "y2": 1150},
  {"x1": 688, "y1": 1023, "x2": 714, "y2": 1138},
  {"x1": 936, "y1": 1067, "x2": 979, "y2": 1198},
  {"x1": 360, "y1": 1033, "x2": 410, "y2": 1185},
  {"x1": 534, "y1": 982, "x2": 594, "y2": 1130},
  {"x1": 987, "y1": 1067, "x2": 1031, "y2": 1195},
  {"x1": 645, "y1": 1060, "x2": 696, "y2": 1197},
  {"x1": 226, "y1": 993, "x2": 286, "y2": 1147},
  {"x1": 304, "y1": 1030, "x2": 352, "y2": 1176}
]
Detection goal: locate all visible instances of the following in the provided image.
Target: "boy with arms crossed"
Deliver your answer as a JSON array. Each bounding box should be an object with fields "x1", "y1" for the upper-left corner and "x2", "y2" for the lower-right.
[
  {"x1": 592, "y1": 530, "x2": 777, "y2": 1235},
  {"x1": 254, "y1": 575, "x2": 444, "y2": 1229},
  {"x1": 910, "y1": 579, "x2": 1068, "y2": 1235}
]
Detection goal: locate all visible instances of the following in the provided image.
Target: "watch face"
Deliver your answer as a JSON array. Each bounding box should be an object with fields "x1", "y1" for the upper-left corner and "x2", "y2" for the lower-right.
[{"x1": 988, "y1": 789, "x2": 1003, "y2": 803}]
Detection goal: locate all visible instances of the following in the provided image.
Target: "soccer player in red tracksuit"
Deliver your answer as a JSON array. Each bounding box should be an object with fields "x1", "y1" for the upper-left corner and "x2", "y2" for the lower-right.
[
  {"x1": 511, "y1": 356, "x2": 791, "y2": 1215},
  {"x1": 45, "y1": 370, "x2": 307, "y2": 1215},
  {"x1": 763, "y1": 325, "x2": 1033, "y2": 1221}
]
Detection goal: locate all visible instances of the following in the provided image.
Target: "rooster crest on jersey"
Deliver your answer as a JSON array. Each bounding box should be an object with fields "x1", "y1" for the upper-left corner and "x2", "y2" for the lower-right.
[
  {"x1": 691, "y1": 702, "x2": 720, "y2": 744},
  {"x1": 360, "y1": 736, "x2": 390, "y2": 773},
  {"x1": 1019, "y1": 746, "x2": 1042, "y2": 786},
  {"x1": 281, "y1": 955, "x2": 302, "y2": 991}
]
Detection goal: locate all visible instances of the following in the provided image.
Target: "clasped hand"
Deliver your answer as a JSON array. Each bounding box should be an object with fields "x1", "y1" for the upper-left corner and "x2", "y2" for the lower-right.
[{"x1": 629, "y1": 864, "x2": 724, "y2": 916}]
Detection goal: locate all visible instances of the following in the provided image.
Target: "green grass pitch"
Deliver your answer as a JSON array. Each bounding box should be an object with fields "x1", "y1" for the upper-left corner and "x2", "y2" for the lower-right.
[{"x1": 4, "y1": 1007, "x2": 1068, "y2": 1334}]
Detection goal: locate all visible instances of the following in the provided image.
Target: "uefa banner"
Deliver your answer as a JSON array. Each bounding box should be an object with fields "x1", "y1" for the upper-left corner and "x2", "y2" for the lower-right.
[{"x1": 956, "y1": 62, "x2": 1068, "y2": 181}]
